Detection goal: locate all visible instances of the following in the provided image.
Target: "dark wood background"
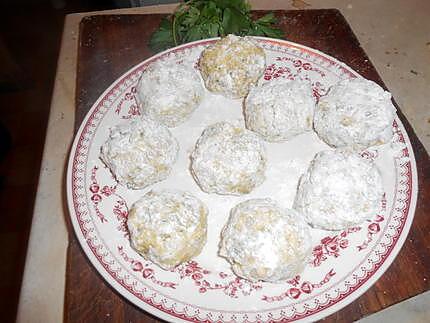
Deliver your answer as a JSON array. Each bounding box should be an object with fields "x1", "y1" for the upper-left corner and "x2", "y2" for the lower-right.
[{"x1": 66, "y1": 10, "x2": 430, "y2": 322}]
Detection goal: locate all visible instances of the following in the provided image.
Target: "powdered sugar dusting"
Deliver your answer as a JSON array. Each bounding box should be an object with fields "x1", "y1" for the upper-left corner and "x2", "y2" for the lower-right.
[
  {"x1": 190, "y1": 121, "x2": 267, "y2": 196},
  {"x1": 128, "y1": 189, "x2": 207, "y2": 270},
  {"x1": 137, "y1": 58, "x2": 205, "y2": 127},
  {"x1": 100, "y1": 119, "x2": 178, "y2": 190},
  {"x1": 245, "y1": 78, "x2": 316, "y2": 142},
  {"x1": 219, "y1": 199, "x2": 311, "y2": 282},
  {"x1": 294, "y1": 149, "x2": 384, "y2": 230},
  {"x1": 199, "y1": 35, "x2": 266, "y2": 98},
  {"x1": 314, "y1": 78, "x2": 396, "y2": 150}
]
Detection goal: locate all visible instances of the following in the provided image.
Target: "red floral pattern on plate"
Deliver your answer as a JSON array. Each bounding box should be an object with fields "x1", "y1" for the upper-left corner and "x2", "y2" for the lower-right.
[
  {"x1": 115, "y1": 86, "x2": 141, "y2": 119},
  {"x1": 263, "y1": 63, "x2": 293, "y2": 81},
  {"x1": 118, "y1": 246, "x2": 177, "y2": 288},
  {"x1": 357, "y1": 194, "x2": 388, "y2": 251},
  {"x1": 262, "y1": 269, "x2": 336, "y2": 302},
  {"x1": 263, "y1": 60, "x2": 327, "y2": 99},
  {"x1": 176, "y1": 261, "x2": 262, "y2": 298},
  {"x1": 89, "y1": 166, "x2": 129, "y2": 236},
  {"x1": 312, "y1": 227, "x2": 362, "y2": 267}
]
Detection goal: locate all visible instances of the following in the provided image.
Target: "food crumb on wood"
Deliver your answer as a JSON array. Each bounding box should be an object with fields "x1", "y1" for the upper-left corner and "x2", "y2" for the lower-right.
[{"x1": 291, "y1": 0, "x2": 311, "y2": 9}]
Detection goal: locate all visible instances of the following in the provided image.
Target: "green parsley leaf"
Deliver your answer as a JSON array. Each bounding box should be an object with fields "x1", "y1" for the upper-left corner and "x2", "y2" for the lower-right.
[
  {"x1": 252, "y1": 23, "x2": 284, "y2": 38},
  {"x1": 149, "y1": 17, "x2": 175, "y2": 52},
  {"x1": 149, "y1": 0, "x2": 284, "y2": 52},
  {"x1": 255, "y1": 12, "x2": 277, "y2": 25},
  {"x1": 251, "y1": 13, "x2": 284, "y2": 38},
  {"x1": 182, "y1": 6, "x2": 200, "y2": 26},
  {"x1": 222, "y1": 7, "x2": 250, "y2": 35}
]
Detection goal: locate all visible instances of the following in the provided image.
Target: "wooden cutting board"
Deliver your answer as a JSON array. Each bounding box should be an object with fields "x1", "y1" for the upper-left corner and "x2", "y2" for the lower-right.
[{"x1": 66, "y1": 10, "x2": 430, "y2": 322}]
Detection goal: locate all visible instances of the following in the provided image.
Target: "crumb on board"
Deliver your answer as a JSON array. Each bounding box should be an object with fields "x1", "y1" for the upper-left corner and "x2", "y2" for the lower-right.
[{"x1": 291, "y1": 0, "x2": 311, "y2": 10}]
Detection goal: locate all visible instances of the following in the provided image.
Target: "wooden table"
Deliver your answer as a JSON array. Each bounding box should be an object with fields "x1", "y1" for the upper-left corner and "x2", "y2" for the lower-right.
[{"x1": 65, "y1": 9, "x2": 430, "y2": 323}]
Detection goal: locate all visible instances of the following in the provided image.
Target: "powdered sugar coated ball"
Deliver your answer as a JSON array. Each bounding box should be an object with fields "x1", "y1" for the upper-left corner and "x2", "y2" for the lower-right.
[
  {"x1": 190, "y1": 121, "x2": 266, "y2": 195},
  {"x1": 199, "y1": 34, "x2": 266, "y2": 98},
  {"x1": 100, "y1": 119, "x2": 178, "y2": 189},
  {"x1": 314, "y1": 78, "x2": 396, "y2": 150},
  {"x1": 245, "y1": 78, "x2": 316, "y2": 142},
  {"x1": 219, "y1": 198, "x2": 311, "y2": 282},
  {"x1": 137, "y1": 59, "x2": 205, "y2": 127},
  {"x1": 294, "y1": 149, "x2": 384, "y2": 230},
  {"x1": 127, "y1": 189, "x2": 208, "y2": 270}
]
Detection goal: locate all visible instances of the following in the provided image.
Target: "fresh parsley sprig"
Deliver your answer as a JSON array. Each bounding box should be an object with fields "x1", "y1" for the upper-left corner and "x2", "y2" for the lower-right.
[{"x1": 149, "y1": 0, "x2": 284, "y2": 52}]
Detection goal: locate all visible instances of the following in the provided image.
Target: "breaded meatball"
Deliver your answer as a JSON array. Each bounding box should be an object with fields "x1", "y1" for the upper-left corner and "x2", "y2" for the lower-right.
[
  {"x1": 199, "y1": 34, "x2": 265, "y2": 98},
  {"x1": 127, "y1": 189, "x2": 208, "y2": 270},
  {"x1": 294, "y1": 149, "x2": 384, "y2": 230},
  {"x1": 137, "y1": 59, "x2": 205, "y2": 127},
  {"x1": 314, "y1": 78, "x2": 396, "y2": 150},
  {"x1": 100, "y1": 119, "x2": 178, "y2": 189},
  {"x1": 190, "y1": 121, "x2": 266, "y2": 195},
  {"x1": 245, "y1": 78, "x2": 315, "y2": 142},
  {"x1": 219, "y1": 198, "x2": 311, "y2": 282}
]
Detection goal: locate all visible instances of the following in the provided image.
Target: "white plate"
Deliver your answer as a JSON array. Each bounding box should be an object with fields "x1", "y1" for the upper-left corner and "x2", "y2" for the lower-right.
[{"x1": 67, "y1": 37, "x2": 418, "y2": 322}]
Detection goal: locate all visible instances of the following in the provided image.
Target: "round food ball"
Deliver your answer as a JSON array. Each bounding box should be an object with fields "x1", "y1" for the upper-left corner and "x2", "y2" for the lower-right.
[
  {"x1": 190, "y1": 121, "x2": 266, "y2": 195},
  {"x1": 314, "y1": 78, "x2": 396, "y2": 150},
  {"x1": 294, "y1": 149, "x2": 384, "y2": 230},
  {"x1": 137, "y1": 60, "x2": 205, "y2": 127},
  {"x1": 219, "y1": 199, "x2": 311, "y2": 282},
  {"x1": 244, "y1": 78, "x2": 316, "y2": 142},
  {"x1": 127, "y1": 189, "x2": 208, "y2": 270},
  {"x1": 100, "y1": 119, "x2": 178, "y2": 190},
  {"x1": 199, "y1": 34, "x2": 266, "y2": 98}
]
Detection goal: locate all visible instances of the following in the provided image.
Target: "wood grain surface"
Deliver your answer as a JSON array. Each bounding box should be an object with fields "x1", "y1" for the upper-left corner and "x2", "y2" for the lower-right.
[{"x1": 66, "y1": 10, "x2": 430, "y2": 322}]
